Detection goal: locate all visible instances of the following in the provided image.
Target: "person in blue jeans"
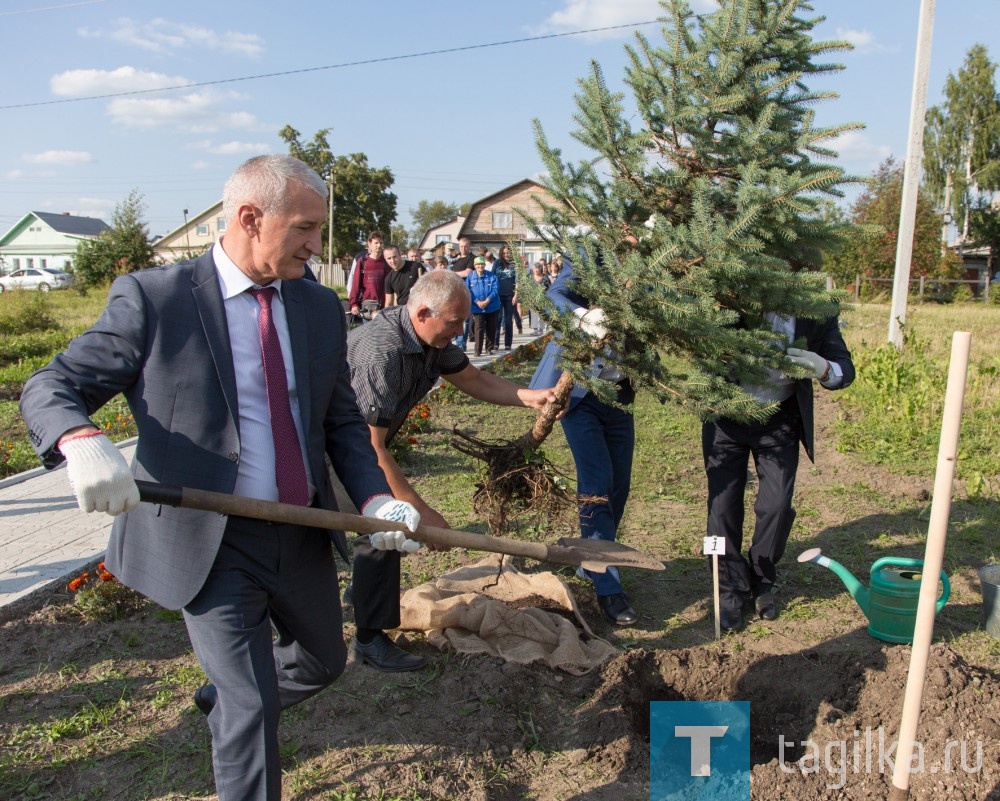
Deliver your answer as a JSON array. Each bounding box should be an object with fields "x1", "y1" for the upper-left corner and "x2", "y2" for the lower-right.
[
  {"x1": 528, "y1": 252, "x2": 637, "y2": 626},
  {"x1": 492, "y1": 245, "x2": 521, "y2": 350}
]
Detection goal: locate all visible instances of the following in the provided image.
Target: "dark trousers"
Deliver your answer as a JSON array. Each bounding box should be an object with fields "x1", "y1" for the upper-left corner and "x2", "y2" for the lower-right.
[
  {"x1": 183, "y1": 516, "x2": 346, "y2": 801},
  {"x1": 702, "y1": 399, "x2": 801, "y2": 608},
  {"x1": 494, "y1": 295, "x2": 520, "y2": 348},
  {"x1": 350, "y1": 537, "x2": 401, "y2": 630},
  {"x1": 471, "y1": 311, "x2": 498, "y2": 355},
  {"x1": 561, "y1": 391, "x2": 635, "y2": 597}
]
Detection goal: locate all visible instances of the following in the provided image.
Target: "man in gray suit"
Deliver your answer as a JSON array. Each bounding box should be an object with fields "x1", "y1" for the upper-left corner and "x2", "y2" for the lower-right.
[{"x1": 20, "y1": 155, "x2": 422, "y2": 801}]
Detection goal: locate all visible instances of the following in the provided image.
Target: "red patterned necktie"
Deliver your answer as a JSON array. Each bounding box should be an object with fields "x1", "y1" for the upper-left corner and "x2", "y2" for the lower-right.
[{"x1": 248, "y1": 287, "x2": 309, "y2": 505}]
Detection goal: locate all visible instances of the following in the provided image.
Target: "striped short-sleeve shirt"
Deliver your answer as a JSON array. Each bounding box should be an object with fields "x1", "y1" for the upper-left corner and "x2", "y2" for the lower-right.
[{"x1": 347, "y1": 306, "x2": 469, "y2": 442}]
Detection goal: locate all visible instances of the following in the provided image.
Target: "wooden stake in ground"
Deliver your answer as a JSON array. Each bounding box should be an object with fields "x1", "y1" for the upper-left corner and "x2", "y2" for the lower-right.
[
  {"x1": 889, "y1": 331, "x2": 971, "y2": 801},
  {"x1": 704, "y1": 535, "x2": 725, "y2": 639}
]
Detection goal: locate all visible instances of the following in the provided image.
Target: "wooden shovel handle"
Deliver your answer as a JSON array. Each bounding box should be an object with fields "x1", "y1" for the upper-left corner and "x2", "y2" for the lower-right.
[{"x1": 136, "y1": 481, "x2": 552, "y2": 561}]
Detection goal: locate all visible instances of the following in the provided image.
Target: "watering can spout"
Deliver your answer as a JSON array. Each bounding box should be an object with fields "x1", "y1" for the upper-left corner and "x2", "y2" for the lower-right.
[{"x1": 797, "y1": 548, "x2": 870, "y2": 617}]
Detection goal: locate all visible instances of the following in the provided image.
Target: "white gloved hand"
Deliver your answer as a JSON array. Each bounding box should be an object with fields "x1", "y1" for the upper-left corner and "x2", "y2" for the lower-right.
[
  {"x1": 59, "y1": 433, "x2": 140, "y2": 515},
  {"x1": 578, "y1": 307, "x2": 608, "y2": 339},
  {"x1": 361, "y1": 495, "x2": 422, "y2": 554},
  {"x1": 786, "y1": 347, "x2": 830, "y2": 380}
]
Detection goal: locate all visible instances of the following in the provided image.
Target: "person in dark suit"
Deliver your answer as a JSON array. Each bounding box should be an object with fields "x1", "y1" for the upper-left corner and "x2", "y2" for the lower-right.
[
  {"x1": 19, "y1": 155, "x2": 421, "y2": 801},
  {"x1": 703, "y1": 310, "x2": 855, "y2": 632},
  {"x1": 528, "y1": 253, "x2": 638, "y2": 627}
]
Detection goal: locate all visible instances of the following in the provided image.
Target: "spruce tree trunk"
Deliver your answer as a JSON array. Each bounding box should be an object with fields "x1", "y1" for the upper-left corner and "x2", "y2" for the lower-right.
[{"x1": 516, "y1": 370, "x2": 575, "y2": 451}]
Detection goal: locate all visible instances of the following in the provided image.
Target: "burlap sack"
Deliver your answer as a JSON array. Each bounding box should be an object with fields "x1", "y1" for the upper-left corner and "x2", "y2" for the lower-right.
[{"x1": 399, "y1": 555, "x2": 616, "y2": 675}]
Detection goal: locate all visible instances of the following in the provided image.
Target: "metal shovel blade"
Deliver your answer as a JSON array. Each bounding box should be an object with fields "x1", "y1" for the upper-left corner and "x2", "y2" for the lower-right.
[{"x1": 136, "y1": 481, "x2": 664, "y2": 573}]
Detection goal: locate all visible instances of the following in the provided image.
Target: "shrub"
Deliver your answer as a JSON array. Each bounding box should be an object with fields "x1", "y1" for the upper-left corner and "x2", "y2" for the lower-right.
[
  {"x1": 0, "y1": 292, "x2": 59, "y2": 336},
  {"x1": 951, "y1": 284, "x2": 974, "y2": 303}
]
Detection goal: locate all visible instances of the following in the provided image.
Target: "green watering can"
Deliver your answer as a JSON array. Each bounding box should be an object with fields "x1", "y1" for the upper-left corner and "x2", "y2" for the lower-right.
[{"x1": 797, "y1": 548, "x2": 950, "y2": 644}]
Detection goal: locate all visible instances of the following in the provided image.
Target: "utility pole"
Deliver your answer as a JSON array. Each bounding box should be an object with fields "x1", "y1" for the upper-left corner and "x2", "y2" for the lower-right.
[
  {"x1": 888, "y1": 0, "x2": 936, "y2": 350},
  {"x1": 327, "y1": 174, "x2": 334, "y2": 277},
  {"x1": 182, "y1": 208, "x2": 191, "y2": 254}
]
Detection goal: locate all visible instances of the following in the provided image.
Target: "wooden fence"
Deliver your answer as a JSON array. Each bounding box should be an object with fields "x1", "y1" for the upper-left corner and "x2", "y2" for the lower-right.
[{"x1": 851, "y1": 275, "x2": 994, "y2": 304}]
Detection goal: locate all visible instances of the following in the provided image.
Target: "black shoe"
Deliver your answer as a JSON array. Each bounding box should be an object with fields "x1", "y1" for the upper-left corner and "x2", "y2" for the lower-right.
[
  {"x1": 755, "y1": 592, "x2": 777, "y2": 620},
  {"x1": 193, "y1": 684, "x2": 217, "y2": 716},
  {"x1": 597, "y1": 593, "x2": 638, "y2": 626},
  {"x1": 719, "y1": 606, "x2": 744, "y2": 632},
  {"x1": 342, "y1": 581, "x2": 354, "y2": 606},
  {"x1": 353, "y1": 632, "x2": 426, "y2": 672}
]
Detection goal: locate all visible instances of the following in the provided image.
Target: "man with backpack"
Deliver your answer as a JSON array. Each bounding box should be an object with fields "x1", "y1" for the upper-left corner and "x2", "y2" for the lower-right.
[{"x1": 348, "y1": 231, "x2": 390, "y2": 319}]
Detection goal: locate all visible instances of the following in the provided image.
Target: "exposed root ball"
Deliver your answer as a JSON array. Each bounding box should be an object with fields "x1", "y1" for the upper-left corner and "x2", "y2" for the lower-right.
[{"x1": 451, "y1": 429, "x2": 576, "y2": 535}]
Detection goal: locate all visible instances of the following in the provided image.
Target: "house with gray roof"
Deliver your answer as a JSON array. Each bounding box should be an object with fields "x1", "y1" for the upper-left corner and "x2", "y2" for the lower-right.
[{"x1": 0, "y1": 211, "x2": 110, "y2": 274}]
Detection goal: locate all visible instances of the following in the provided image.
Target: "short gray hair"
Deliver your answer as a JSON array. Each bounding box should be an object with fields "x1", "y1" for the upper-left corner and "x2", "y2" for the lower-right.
[
  {"x1": 408, "y1": 270, "x2": 468, "y2": 314},
  {"x1": 222, "y1": 155, "x2": 327, "y2": 222}
]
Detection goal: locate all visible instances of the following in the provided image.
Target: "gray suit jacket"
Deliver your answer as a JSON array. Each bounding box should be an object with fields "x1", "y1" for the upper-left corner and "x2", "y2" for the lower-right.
[{"x1": 21, "y1": 251, "x2": 391, "y2": 609}]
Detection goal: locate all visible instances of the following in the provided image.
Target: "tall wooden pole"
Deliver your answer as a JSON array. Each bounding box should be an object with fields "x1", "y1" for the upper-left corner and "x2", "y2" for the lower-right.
[
  {"x1": 888, "y1": 331, "x2": 971, "y2": 801},
  {"x1": 888, "y1": 0, "x2": 936, "y2": 349}
]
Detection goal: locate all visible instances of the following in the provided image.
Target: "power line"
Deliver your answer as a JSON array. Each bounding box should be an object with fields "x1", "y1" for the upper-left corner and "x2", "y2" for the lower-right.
[
  {"x1": 0, "y1": 0, "x2": 108, "y2": 16},
  {"x1": 0, "y1": 20, "x2": 660, "y2": 111}
]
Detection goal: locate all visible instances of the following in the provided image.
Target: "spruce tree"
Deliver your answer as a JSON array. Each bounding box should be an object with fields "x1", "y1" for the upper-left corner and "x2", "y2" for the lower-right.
[{"x1": 522, "y1": 0, "x2": 868, "y2": 424}]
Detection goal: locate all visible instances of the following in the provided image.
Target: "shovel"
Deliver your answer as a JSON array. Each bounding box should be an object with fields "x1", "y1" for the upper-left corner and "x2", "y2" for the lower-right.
[{"x1": 136, "y1": 481, "x2": 664, "y2": 574}]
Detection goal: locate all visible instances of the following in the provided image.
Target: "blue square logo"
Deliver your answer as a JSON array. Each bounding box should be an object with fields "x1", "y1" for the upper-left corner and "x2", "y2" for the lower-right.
[{"x1": 650, "y1": 701, "x2": 750, "y2": 800}]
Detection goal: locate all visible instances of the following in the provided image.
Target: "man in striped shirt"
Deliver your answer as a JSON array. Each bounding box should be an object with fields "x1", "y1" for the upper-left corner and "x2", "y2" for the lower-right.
[{"x1": 345, "y1": 270, "x2": 556, "y2": 671}]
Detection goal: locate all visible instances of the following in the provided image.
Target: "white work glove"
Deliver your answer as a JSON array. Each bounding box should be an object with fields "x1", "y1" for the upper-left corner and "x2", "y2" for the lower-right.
[
  {"x1": 577, "y1": 307, "x2": 608, "y2": 339},
  {"x1": 361, "y1": 495, "x2": 422, "y2": 554},
  {"x1": 786, "y1": 347, "x2": 830, "y2": 380},
  {"x1": 59, "y1": 433, "x2": 140, "y2": 515}
]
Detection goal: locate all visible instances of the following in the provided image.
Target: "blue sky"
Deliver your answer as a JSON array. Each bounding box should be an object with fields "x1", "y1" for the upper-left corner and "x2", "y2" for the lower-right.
[{"x1": 1, "y1": 0, "x2": 998, "y2": 242}]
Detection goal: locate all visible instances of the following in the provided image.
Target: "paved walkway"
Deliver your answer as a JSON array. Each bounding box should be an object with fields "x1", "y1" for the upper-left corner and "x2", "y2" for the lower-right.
[{"x1": 0, "y1": 325, "x2": 545, "y2": 609}]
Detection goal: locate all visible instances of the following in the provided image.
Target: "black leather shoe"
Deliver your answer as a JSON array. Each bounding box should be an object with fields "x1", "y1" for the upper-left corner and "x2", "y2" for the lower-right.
[
  {"x1": 719, "y1": 606, "x2": 744, "y2": 632},
  {"x1": 353, "y1": 633, "x2": 426, "y2": 672},
  {"x1": 597, "y1": 593, "x2": 638, "y2": 626},
  {"x1": 755, "y1": 592, "x2": 777, "y2": 620},
  {"x1": 193, "y1": 684, "x2": 217, "y2": 716}
]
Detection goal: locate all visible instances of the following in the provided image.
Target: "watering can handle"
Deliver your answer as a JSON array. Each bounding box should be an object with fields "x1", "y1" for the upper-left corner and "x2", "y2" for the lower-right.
[{"x1": 871, "y1": 556, "x2": 951, "y2": 612}]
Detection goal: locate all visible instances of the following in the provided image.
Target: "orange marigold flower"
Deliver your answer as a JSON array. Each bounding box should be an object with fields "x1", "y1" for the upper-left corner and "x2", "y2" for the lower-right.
[
  {"x1": 99, "y1": 570, "x2": 115, "y2": 582},
  {"x1": 407, "y1": 437, "x2": 418, "y2": 445},
  {"x1": 98, "y1": 561, "x2": 106, "y2": 571},
  {"x1": 420, "y1": 412, "x2": 429, "y2": 419},
  {"x1": 68, "y1": 578, "x2": 84, "y2": 591}
]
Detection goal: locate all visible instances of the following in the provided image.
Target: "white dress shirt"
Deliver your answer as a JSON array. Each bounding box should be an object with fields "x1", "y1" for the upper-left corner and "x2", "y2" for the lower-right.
[{"x1": 212, "y1": 241, "x2": 315, "y2": 502}]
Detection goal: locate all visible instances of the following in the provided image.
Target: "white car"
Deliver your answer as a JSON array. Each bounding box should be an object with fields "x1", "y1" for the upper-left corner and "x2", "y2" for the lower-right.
[{"x1": 0, "y1": 268, "x2": 75, "y2": 293}]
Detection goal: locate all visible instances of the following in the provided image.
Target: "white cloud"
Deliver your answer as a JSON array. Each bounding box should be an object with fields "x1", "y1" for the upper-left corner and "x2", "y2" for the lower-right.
[
  {"x1": 836, "y1": 27, "x2": 897, "y2": 55},
  {"x1": 191, "y1": 160, "x2": 212, "y2": 170},
  {"x1": 106, "y1": 90, "x2": 263, "y2": 133},
  {"x1": 22, "y1": 150, "x2": 94, "y2": 166},
  {"x1": 51, "y1": 66, "x2": 188, "y2": 97},
  {"x1": 828, "y1": 130, "x2": 892, "y2": 169},
  {"x1": 79, "y1": 17, "x2": 263, "y2": 57},
  {"x1": 5, "y1": 169, "x2": 25, "y2": 179},
  {"x1": 207, "y1": 141, "x2": 271, "y2": 155},
  {"x1": 536, "y1": 0, "x2": 716, "y2": 40}
]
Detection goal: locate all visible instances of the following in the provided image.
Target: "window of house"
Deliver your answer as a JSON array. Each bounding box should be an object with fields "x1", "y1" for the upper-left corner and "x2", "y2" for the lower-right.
[
  {"x1": 196, "y1": 224, "x2": 209, "y2": 236},
  {"x1": 12, "y1": 258, "x2": 20, "y2": 269},
  {"x1": 217, "y1": 217, "x2": 227, "y2": 232},
  {"x1": 40, "y1": 258, "x2": 47, "y2": 269},
  {"x1": 64, "y1": 259, "x2": 72, "y2": 270},
  {"x1": 492, "y1": 212, "x2": 513, "y2": 229},
  {"x1": 26, "y1": 258, "x2": 33, "y2": 268},
  {"x1": 435, "y1": 235, "x2": 451, "y2": 244}
]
